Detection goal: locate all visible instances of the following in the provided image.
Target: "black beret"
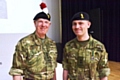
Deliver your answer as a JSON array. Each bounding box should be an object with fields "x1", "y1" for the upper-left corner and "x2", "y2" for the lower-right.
[
  {"x1": 71, "y1": 12, "x2": 89, "y2": 22},
  {"x1": 33, "y1": 12, "x2": 51, "y2": 21}
]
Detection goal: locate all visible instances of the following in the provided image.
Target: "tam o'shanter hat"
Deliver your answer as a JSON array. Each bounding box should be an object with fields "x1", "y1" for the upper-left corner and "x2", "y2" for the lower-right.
[
  {"x1": 71, "y1": 12, "x2": 90, "y2": 22},
  {"x1": 33, "y1": 2, "x2": 51, "y2": 21}
]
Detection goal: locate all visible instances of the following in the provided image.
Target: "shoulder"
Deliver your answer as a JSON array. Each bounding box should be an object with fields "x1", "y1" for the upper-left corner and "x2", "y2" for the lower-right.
[
  {"x1": 64, "y1": 38, "x2": 77, "y2": 48},
  {"x1": 46, "y1": 36, "x2": 56, "y2": 44},
  {"x1": 20, "y1": 33, "x2": 34, "y2": 41},
  {"x1": 92, "y1": 38, "x2": 104, "y2": 46},
  {"x1": 90, "y1": 36, "x2": 106, "y2": 51},
  {"x1": 66, "y1": 38, "x2": 76, "y2": 45},
  {"x1": 16, "y1": 33, "x2": 35, "y2": 46}
]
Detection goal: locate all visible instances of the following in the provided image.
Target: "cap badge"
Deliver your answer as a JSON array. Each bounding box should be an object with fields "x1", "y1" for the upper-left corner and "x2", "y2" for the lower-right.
[
  {"x1": 80, "y1": 13, "x2": 84, "y2": 19},
  {"x1": 47, "y1": 14, "x2": 50, "y2": 19}
]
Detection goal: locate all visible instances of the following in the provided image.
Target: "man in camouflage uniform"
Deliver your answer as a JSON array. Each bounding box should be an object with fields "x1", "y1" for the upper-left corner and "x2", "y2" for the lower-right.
[
  {"x1": 62, "y1": 12, "x2": 110, "y2": 80},
  {"x1": 9, "y1": 2, "x2": 57, "y2": 80}
]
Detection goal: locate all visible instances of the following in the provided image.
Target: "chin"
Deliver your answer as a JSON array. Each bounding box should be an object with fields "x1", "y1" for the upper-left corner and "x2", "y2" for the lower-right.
[
  {"x1": 75, "y1": 33, "x2": 82, "y2": 36},
  {"x1": 39, "y1": 31, "x2": 46, "y2": 34},
  {"x1": 77, "y1": 34, "x2": 84, "y2": 36}
]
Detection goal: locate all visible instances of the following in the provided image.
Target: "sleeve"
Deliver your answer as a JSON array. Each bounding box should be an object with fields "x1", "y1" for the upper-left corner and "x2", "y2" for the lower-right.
[
  {"x1": 53, "y1": 42, "x2": 58, "y2": 68},
  {"x1": 97, "y1": 45, "x2": 110, "y2": 78},
  {"x1": 48, "y1": 41, "x2": 58, "y2": 68},
  {"x1": 9, "y1": 41, "x2": 26, "y2": 76},
  {"x1": 62, "y1": 46, "x2": 68, "y2": 70}
]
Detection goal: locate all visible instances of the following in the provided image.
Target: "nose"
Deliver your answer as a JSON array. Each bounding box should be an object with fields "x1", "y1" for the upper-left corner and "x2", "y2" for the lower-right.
[
  {"x1": 75, "y1": 24, "x2": 79, "y2": 28},
  {"x1": 43, "y1": 22, "x2": 45, "y2": 26},
  {"x1": 42, "y1": 22, "x2": 46, "y2": 27}
]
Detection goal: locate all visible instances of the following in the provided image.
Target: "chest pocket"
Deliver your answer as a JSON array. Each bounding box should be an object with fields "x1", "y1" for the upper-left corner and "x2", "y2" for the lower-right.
[
  {"x1": 26, "y1": 45, "x2": 44, "y2": 66},
  {"x1": 85, "y1": 48, "x2": 101, "y2": 64},
  {"x1": 67, "y1": 48, "x2": 78, "y2": 71},
  {"x1": 77, "y1": 48, "x2": 101, "y2": 69},
  {"x1": 85, "y1": 48, "x2": 92, "y2": 64},
  {"x1": 48, "y1": 46, "x2": 57, "y2": 60}
]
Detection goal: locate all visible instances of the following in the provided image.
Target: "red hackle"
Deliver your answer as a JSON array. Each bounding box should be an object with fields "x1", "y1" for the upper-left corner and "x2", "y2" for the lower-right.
[{"x1": 40, "y1": 2, "x2": 47, "y2": 9}]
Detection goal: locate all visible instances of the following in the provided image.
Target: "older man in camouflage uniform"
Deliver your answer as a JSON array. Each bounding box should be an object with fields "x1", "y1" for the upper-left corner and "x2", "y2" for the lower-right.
[
  {"x1": 62, "y1": 12, "x2": 110, "y2": 80},
  {"x1": 9, "y1": 2, "x2": 57, "y2": 80}
]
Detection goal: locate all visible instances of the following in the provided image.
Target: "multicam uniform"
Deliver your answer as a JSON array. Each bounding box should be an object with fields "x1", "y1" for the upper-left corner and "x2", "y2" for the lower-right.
[
  {"x1": 9, "y1": 32, "x2": 57, "y2": 80},
  {"x1": 62, "y1": 36, "x2": 110, "y2": 80}
]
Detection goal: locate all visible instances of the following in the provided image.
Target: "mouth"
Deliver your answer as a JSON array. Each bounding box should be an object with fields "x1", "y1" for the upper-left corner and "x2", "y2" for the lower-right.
[
  {"x1": 40, "y1": 28, "x2": 46, "y2": 30},
  {"x1": 75, "y1": 30, "x2": 82, "y2": 33}
]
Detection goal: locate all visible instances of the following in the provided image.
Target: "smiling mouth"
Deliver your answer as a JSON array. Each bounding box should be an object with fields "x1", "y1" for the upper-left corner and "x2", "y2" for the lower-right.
[
  {"x1": 41, "y1": 28, "x2": 45, "y2": 30},
  {"x1": 75, "y1": 30, "x2": 82, "y2": 33}
]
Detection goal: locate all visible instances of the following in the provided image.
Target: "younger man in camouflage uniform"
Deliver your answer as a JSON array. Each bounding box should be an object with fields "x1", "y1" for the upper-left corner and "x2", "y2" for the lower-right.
[
  {"x1": 62, "y1": 12, "x2": 110, "y2": 80},
  {"x1": 9, "y1": 2, "x2": 57, "y2": 80}
]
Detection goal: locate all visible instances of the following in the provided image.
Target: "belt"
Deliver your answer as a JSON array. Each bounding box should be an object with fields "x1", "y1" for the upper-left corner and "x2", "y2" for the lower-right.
[
  {"x1": 25, "y1": 78, "x2": 33, "y2": 80},
  {"x1": 25, "y1": 78, "x2": 53, "y2": 80}
]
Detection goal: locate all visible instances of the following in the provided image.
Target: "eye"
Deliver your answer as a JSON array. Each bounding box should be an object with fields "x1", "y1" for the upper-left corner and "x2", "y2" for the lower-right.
[
  {"x1": 45, "y1": 21, "x2": 49, "y2": 24},
  {"x1": 72, "y1": 22, "x2": 76, "y2": 26},
  {"x1": 38, "y1": 20, "x2": 42, "y2": 23},
  {"x1": 78, "y1": 22, "x2": 83, "y2": 25}
]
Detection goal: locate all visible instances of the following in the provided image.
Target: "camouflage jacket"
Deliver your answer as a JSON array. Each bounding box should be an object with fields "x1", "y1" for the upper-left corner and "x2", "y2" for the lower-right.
[
  {"x1": 62, "y1": 36, "x2": 110, "y2": 80},
  {"x1": 9, "y1": 32, "x2": 57, "y2": 80}
]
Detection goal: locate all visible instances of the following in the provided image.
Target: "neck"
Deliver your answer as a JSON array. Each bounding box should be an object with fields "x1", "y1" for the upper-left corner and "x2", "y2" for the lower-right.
[
  {"x1": 77, "y1": 33, "x2": 89, "y2": 41},
  {"x1": 35, "y1": 32, "x2": 45, "y2": 39}
]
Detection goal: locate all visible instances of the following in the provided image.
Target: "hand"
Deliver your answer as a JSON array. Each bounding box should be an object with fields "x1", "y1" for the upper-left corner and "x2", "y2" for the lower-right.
[
  {"x1": 100, "y1": 77, "x2": 108, "y2": 80},
  {"x1": 13, "y1": 75, "x2": 22, "y2": 80}
]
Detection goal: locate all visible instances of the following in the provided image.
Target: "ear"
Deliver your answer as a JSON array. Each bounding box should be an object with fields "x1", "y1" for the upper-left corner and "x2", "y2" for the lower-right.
[
  {"x1": 34, "y1": 20, "x2": 36, "y2": 25},
  {"x1": 88, "y1": 21, "x2": 91, "y2": 28},
  {"x1": 33, "y1": 20, "x2": 37, "y2": 28},
  {"x1": 49, "y1": 21, "x2": 51, "y2": 26}
]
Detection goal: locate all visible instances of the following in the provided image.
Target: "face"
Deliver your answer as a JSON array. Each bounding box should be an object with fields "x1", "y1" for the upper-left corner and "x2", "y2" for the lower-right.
[
  {"x1": 34, "y1": 18, "x2": 51, "y2": 37},
  {"x1": 72, "y1": 20, "x2": 91, "y2": 37}
]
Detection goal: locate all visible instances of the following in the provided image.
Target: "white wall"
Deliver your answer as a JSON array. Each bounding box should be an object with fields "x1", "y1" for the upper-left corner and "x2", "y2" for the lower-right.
[
  {"x1": 0, "y1": 0, "x2": 61, "y2": 42},
  {"x1": 0, "y1": 0, "x2": 63, "y2": 80}
]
